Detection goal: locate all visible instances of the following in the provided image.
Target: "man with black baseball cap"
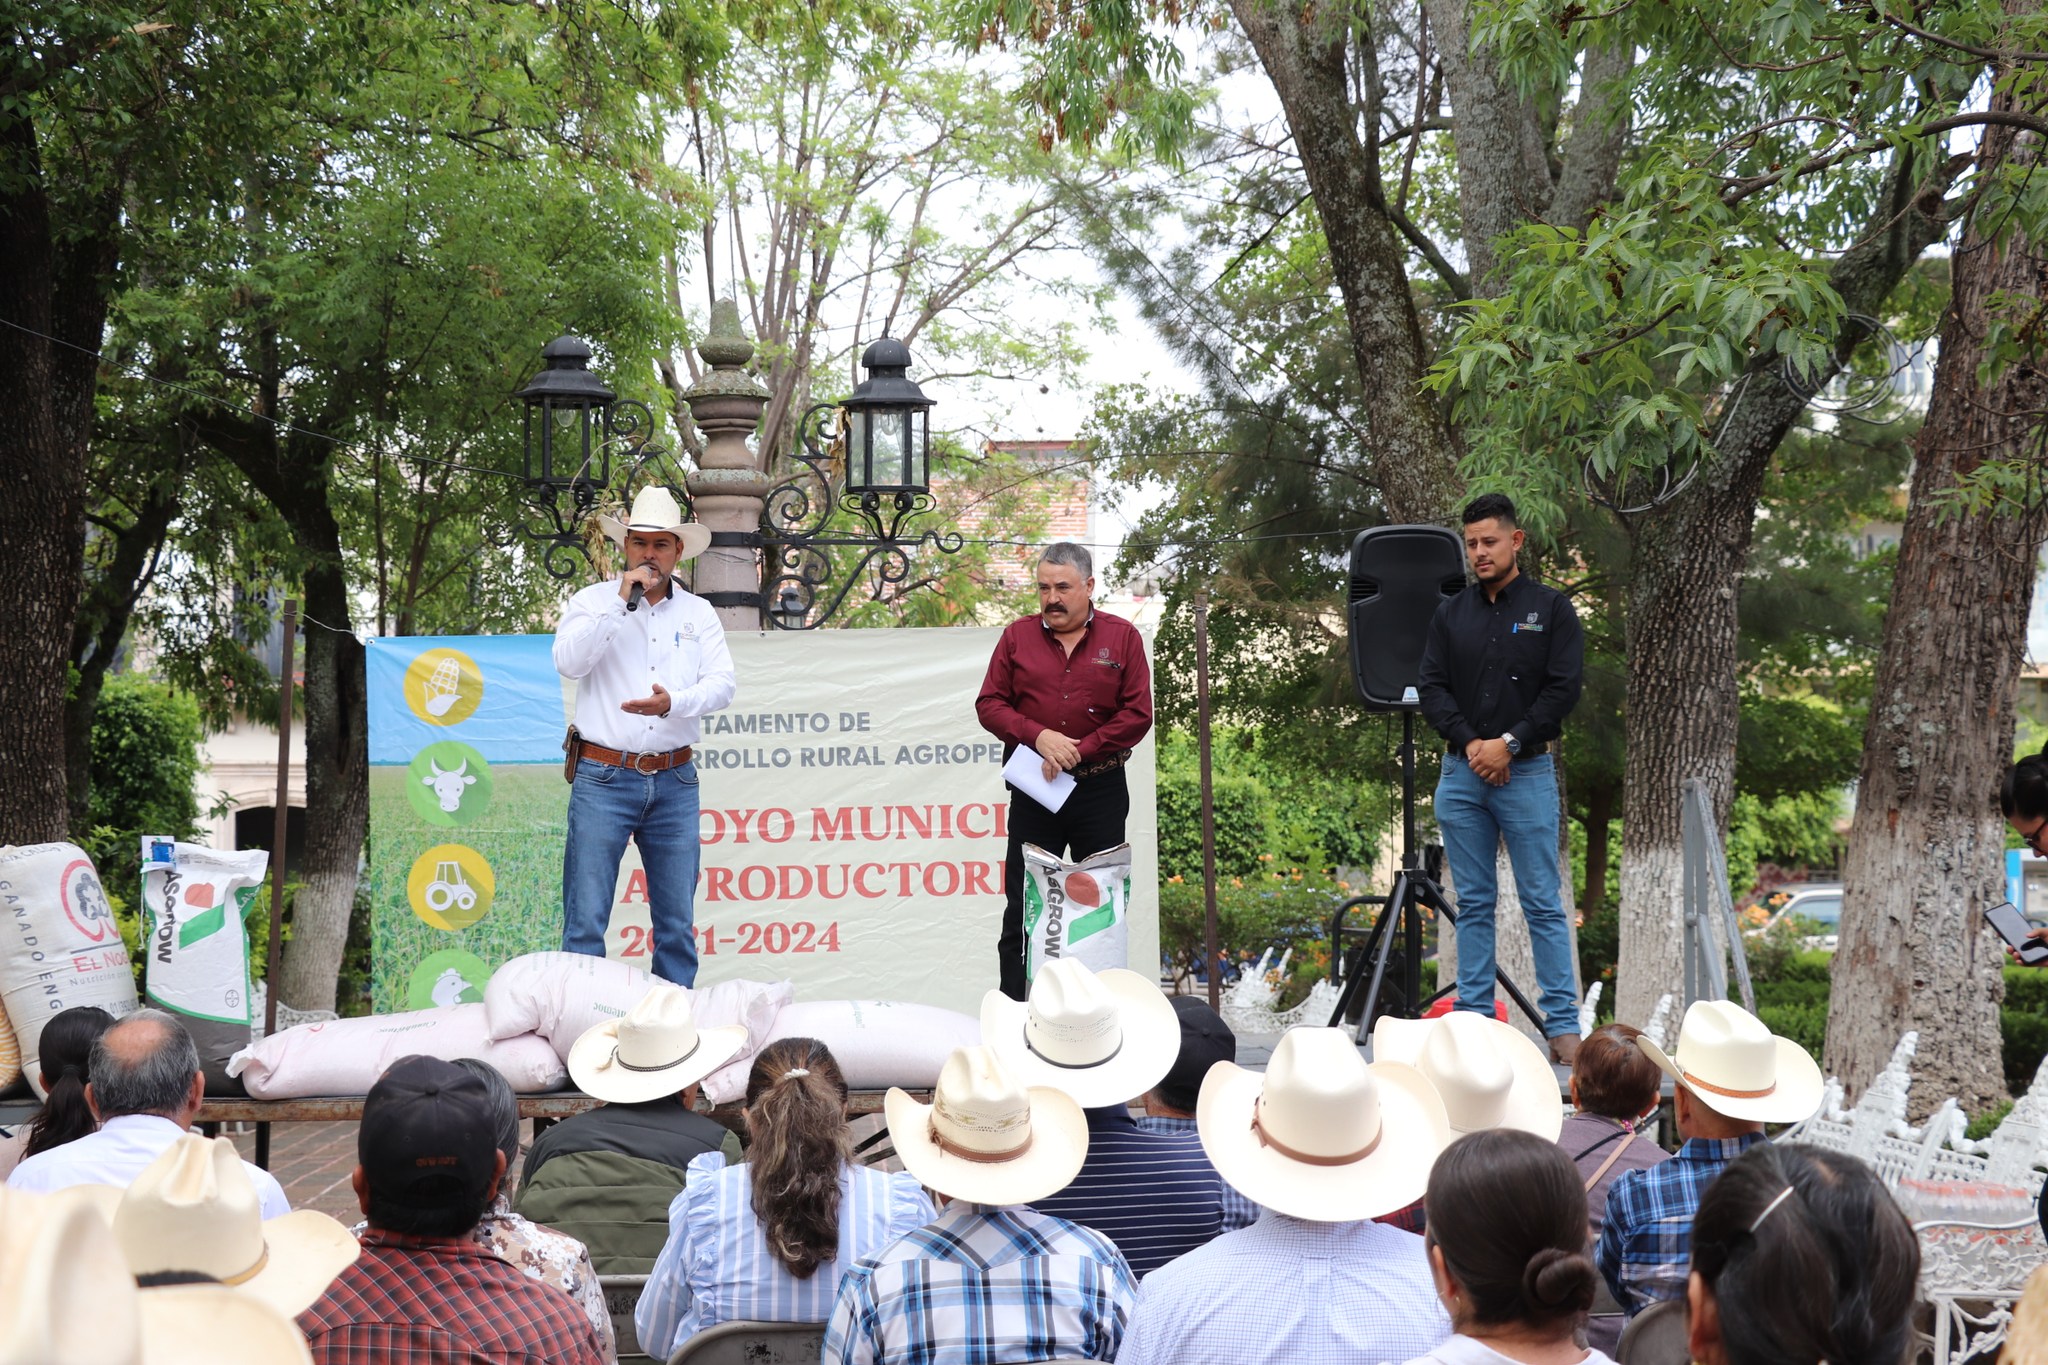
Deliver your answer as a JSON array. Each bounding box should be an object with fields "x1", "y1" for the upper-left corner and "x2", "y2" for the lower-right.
[
  {"x1": 1134, "y1": 996, "x2": 1260, "y2": 1230},
  {"x1": 297, "y1": 1056, "x2": 608, "y2": 1365}
]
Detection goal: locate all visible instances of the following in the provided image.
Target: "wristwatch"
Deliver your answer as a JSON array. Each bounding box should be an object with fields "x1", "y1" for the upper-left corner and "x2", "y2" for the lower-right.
[{"x1": 1504, "y1": 734, "x2": 1522, "y2": 757}]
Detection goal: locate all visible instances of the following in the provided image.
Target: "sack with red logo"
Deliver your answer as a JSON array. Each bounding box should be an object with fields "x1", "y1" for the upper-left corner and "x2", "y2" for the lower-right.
[
  {"x1": 1022, "y1": 842, "x2": 1134, "y2": 986},
  {"x1": 0, "y1": 842, "x2": 140, "y2": 1096},
  {"x1": 140, "y1": 839, "x2": 268, "y2": 1094}
]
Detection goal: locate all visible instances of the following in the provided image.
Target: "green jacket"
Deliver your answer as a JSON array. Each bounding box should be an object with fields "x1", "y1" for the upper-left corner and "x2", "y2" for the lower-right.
[{"x1": 513, "y1": 1128, "x2": 744, "y2": 1276}]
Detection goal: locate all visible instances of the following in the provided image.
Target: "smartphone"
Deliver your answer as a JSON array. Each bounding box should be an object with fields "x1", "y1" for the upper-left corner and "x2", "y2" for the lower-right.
[{"x1": 1985, "y1": 901, "x2": 2048, "y2": 965}]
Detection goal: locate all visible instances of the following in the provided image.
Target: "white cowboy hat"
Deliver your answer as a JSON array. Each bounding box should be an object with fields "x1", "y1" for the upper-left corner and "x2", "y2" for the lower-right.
[
  {"x1": 1198, "y1": 1026, "x2": 1451, "y2": 1223},
  {"x1": 93, "y1": 1135, "x2": 359, "y2": 1318},
  {"x1": 568, "y1": 983, "x2": 750, "y2": 1104},
  {"x1": 1373, "y1": 1012, "x2": 1563, "y2": 1140},
  {"x1": 979, "y1": 961, "x2": 1181, "y2": 1108},
  {"x1": 1637, "y1": 999, "x2": 1824, "y2": 1125},
  {"x1": 0, "y1": 1187, "x2": 313, "y2": 1365},
  {"x1": 884, "y1": 1045, "x2": 1089, "y2": 1206},
  {"x1": 596, "y1": 486, "x2": 712, "y2": 560}
]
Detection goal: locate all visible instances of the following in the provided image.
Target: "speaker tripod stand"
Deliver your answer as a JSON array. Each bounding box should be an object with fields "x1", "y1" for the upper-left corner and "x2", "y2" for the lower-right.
[{"x1": 1325, "y1": 711, "x2": 1544, "y2": 1037}]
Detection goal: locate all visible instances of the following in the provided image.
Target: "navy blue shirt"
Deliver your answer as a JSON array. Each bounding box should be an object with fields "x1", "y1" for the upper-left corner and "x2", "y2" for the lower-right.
[
  {"x1": 1032, "y1": 1106, "x2": 1248, "y2": 1276},
  {"x1": 1417, "y1": 570, "x2": 1584, "y2": 753}
]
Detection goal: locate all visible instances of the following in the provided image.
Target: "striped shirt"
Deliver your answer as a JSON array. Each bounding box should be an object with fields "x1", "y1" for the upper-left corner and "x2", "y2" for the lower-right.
[
  {"x1": 1116, "y1": 1211, "x2": 1451, "y2": 1365},
  {"x1": 636, "y1": 1152, "x2": 934, "y2": 1360},
  {"x1": 823, "y1": 1202, "x2": 1137, "y2": 1365},
  {"x1": 1596, "y1": 1132, "x2": 1765, "y2": 1315},
  {"x1": 1034, "y1": 1106, "x2": 1256, "y2": 1275},
  {"x1": 1134, "y1": 1113, "x2": 1262, "y2": 1232}
]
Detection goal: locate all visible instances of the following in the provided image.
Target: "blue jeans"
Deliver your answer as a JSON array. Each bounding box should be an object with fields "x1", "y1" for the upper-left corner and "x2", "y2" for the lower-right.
[
  {"x1": 562, "y1": 757, "x2": 701, "y2": 986},
  {"x1": 1435, "y1": 752, "x2": 1579, "y2": 1037}
]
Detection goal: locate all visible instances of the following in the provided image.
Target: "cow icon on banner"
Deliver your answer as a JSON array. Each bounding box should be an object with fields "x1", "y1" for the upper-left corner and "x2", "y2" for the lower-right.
[{"x1": 404, "y1": 740, "x2": 495, "y2": 827}]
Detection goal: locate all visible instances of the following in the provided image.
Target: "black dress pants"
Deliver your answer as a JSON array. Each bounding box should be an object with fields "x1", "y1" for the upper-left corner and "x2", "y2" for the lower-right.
[{"x1": 998, "y1": 766, "x2": 1130, "y2": 1000}]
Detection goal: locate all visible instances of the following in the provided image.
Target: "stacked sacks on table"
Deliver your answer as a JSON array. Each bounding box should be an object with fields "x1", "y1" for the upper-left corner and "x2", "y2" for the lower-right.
[
  {"x1": 480, "y1": 951, "x2": 791, "y2": 1103},
  {"x1": 225, "y1": 1003, "x2": 565, "y2": 1099},
  {"x1": 0, "y1": 842, "x2": 140, "y2": 1097},
  {"x1": 480, "y1": 951, "x2": 982, "y2": 1101},
  {"x1": 139, "y1": 839, "x2": 269, "y2": 1095}
]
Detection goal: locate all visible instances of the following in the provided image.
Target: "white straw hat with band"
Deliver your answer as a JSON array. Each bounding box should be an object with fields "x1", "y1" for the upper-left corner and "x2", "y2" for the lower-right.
[
  {"x1": 884, "y1": 1045, "x2": 1089, "y2": 1206},
  {"x1": 1636, "y1": 999, "x2": 1825, "y2": 1125},
  {"x1": 1197, "y1": 1025, "x2": 1451, "y2": 1223},
  {"x1": 0, "y1": 1186, "x2": 314, "y2": 1365},
  {"x1": 567, "y1": 983, "x2": 750, "y2": 1104},
  {"x1": 62, "y1": 1135, "x2": 359, "y2": 1318},
  {"x1": 597, "y1": 486, "x2": 712, "y2": 560},
  {"x1": 979, "y1": 960, "x2": 1182, "y2": 1108},
  {"x1": 1373, "y1": 1011, "x2": 1563, "y2": 1140}
]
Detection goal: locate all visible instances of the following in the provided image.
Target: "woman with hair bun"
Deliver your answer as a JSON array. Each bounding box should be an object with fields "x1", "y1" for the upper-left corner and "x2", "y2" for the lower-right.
[
  {"x1": 1402, "y1": 1127, "x2": 1614, "y2": 1365},
  {"x1": 635, "y1": 1038, "x2": 933, "y2": 1359},
  {"x1": 0, "y1": 1005, "x2": 116, "y2": 1178},
  {"x1": 1687, "y1": 1143, "x2": 1917, "y2": 1365}
]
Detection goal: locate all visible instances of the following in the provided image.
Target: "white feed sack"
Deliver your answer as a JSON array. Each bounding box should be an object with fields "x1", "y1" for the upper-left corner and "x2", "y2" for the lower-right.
[
  {"x1": 0, "y1": 842, "x2": 140, "y2": 1094},
  {"x1": 1022, "y1": 842, "x2": 1135, "y2": 986},
  {"x1": 140, "y1": 839, "x2": 268, "y2": 1094},
  {"x1": 760, "y1": 1000, "x2": 980, "y2": 1092},
  {"x1": 227, "y1": 1002, "x2": 566, "y2": 1098}
]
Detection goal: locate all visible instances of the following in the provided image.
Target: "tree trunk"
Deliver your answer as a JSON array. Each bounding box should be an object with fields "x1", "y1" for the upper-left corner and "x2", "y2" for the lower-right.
[
  {"x1": 0, "y1": 118, "x2": 116, "y2": 847},
  {"x1": 1225, "y1": 0, "x2": 1462, "y2": 523},
  {"x1": 1826, "y1": 110, "x2": 2048, "y2": 1115},
  {"x1": 187, "y1": 409, "x2": 366, "y2": 1012},
  {"x1": 1582, "y1": 781, "x2": 1615, "y2": 911},
  {"x1": 1427, "y1": 0, "x2": 1555, "y2": 292},
  {"x1": 1612, "y1": 151, "x2": 1956, "y2": 1026}
]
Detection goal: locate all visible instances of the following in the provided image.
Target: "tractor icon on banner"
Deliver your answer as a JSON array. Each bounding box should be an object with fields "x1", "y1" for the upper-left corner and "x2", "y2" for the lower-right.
[
  {"x1": 423, "y1": 860, "x2": 477, "y2": 915},
  {"x1": 406, "y1": 844, "x2": 495, "y2": 931}
]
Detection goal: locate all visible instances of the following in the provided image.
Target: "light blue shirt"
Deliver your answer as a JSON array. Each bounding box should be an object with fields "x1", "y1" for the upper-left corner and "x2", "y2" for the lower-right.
[
  {"x1": 636, "y1": 1152, "x2": 933, "y2": 1360},
  {"x1": 1116, "y1": 1210, "x2": 1452, "y2": 1365}
]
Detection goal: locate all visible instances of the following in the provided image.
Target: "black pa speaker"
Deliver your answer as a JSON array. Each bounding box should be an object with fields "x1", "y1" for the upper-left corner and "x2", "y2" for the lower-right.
[{"x1": 1346, "y1": 524, "x2": 1468, "y2": 710}]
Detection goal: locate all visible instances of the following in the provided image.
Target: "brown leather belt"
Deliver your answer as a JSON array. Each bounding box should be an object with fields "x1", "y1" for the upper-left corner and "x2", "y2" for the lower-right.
[{"x1": 580, "y1": 741, "x2": 695, "y2": 773}]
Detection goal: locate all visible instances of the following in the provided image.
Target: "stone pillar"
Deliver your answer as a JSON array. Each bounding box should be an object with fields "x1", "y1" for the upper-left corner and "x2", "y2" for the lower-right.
[{"x1": 682, "y1": 299, "x2": 771, "y2": 634}]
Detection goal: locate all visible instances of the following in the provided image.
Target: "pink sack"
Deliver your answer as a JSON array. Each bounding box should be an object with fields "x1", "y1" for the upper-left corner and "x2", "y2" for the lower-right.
[{"x1": 225, "y1": 1003, "x2": 565, "y2": 1098}]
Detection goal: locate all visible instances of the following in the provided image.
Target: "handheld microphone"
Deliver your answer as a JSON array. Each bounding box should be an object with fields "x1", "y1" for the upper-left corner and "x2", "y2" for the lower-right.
[{"x1": 626, "y1": 570, "x2": 649, "y2": 613}]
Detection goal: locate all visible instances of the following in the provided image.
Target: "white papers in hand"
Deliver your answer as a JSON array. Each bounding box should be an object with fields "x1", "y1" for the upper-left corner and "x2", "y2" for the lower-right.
[{"x1": 1002, "y1": 745, "x2": 1077, "y2": 813}]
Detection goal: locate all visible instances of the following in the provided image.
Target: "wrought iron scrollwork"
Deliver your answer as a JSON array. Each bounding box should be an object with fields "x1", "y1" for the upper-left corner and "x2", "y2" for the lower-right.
[
  {"x1": 757, "y1": 402, "x2": 965, "y2": 629},
  {"x1": 521, "y1": 398, "x2": 695, "y2": 581}
]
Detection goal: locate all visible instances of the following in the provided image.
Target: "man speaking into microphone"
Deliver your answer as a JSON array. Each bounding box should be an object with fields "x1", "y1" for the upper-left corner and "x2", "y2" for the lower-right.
[{"x1": 554, "y1": 486, "x2": 735, "y2": 986}]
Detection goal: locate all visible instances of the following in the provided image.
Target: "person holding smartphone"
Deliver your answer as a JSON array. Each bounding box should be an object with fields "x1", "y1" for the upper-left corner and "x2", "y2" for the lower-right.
[{"x1": 2001, "y1": 746, "x2": 2048, "y2": 964}]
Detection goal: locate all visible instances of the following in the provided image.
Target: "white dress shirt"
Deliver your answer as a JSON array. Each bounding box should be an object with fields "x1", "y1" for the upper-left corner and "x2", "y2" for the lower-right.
[
  {"x1": 554, "y1": 580, "x2": 737, "y2": 751},
  {"x1": 5, "y1": 1113, "x2": 291, "y2": 1218}
]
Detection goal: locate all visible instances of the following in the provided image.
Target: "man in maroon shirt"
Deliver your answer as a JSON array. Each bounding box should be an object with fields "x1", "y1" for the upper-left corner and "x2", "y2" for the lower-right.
[
  {"x1": 298, "y1": 1055, "x2": 609, "y2": 1365},
  {"x1": 976, "y1": 542, "x2": 1154, "y2": 998}
]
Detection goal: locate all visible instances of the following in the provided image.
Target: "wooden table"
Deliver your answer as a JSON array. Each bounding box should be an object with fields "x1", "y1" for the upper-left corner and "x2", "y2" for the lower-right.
[{"x1": 0, "y1": 1088, "x2": 901, "y2": 1169}]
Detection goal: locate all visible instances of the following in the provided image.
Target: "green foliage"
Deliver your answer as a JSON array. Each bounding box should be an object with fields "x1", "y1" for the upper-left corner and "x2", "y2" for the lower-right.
[
  {"x1": 1725, "y1": 790, "x2": 1845, "y2": 900},
  {"x1": 1156, "y1": 867, "x2": 1350, "y2": 997},
  {"x1": 1966, "y1": 1100, "x2": 2015, "y2": 1142},
  {"x1": 1154, "y1": 729, "x2": 1394, "y2": 882},
  {"x1": 75, "y1": 676, "x2": 205, "y2": 927}
]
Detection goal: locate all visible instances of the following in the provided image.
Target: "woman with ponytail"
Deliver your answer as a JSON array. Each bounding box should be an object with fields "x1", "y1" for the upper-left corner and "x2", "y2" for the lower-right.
[
  {"x1": 0, "y1": 1005, "x2": 116, "y2": 1178},
  {"x1": 635, "y1": 1037, "x2": 933, "y2": 1359},
  {"x1": 1687, "y1": 1143, "x2": 1917, "y2": 1365},
  {"x1": 1402, "y1": 1128, "x2": 1615, "y2": 1365}
]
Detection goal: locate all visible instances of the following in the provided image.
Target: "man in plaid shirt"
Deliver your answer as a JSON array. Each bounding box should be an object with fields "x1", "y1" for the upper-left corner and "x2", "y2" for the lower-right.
[
  {"x1": 1597, "y1": 1000, "x2": 1824, "y2": 1316},
  {"x1": 299, "y1": 1056, "x2": 608, "y2": 1365},
  {"x1": 825, "y1": 1045, "x2": 1135, "y2": 1365}
]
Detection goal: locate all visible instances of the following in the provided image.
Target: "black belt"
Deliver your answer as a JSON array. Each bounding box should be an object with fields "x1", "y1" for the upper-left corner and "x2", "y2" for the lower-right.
[{"x1": 1447, "y1": 741, "x2": 1548, "y2": 758}]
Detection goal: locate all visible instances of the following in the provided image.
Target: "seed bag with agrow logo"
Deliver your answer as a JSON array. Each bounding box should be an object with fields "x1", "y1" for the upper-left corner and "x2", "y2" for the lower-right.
[
  {"x1": 140, "y1": 838, "x2": 268, "y2": 1093},
  {"x1": 1022, "y1": 842, "x2": 1133, "y2": 984}
]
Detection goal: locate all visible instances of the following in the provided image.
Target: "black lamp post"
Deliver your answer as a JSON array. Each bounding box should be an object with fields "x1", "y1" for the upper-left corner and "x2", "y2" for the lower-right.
[
  {"x1": 841, "y1": 337, "x2": 934, "y2": 498},
  {"x1": 514, "y1": 333, "x2": 680, "y2": 581}
]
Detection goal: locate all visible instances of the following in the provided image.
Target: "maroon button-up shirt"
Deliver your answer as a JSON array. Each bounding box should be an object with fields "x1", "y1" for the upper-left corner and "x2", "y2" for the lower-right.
[
  {"x1": 299, "y1": 1228, "x2": 610, "y2": 1365},
  {"x1": 976, "y1": 610, "x2": 1153, "y2": 765}
]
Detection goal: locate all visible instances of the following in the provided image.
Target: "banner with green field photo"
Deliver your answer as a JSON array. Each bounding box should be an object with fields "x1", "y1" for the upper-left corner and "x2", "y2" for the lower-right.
[{"x1": 365, "y1": 628, "x2": 1159, "y2": 1014}]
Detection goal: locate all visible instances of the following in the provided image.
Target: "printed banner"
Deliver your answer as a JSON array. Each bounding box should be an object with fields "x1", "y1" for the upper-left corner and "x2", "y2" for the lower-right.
[{"x1": 366, "y1": 627, "x2": 1159, "y2": 1014}]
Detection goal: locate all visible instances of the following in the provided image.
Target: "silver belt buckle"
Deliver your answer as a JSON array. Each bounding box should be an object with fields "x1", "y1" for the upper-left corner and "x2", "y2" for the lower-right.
[{"x1": 633, "y1": 750, "x2": 663, "y2": 773}]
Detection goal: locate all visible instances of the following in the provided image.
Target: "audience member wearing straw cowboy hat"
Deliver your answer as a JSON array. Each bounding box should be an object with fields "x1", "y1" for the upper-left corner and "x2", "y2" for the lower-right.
[
  {"x1": 823, "y1": 1046, "x2": 1137, "y2": 1365},
  {"x1": 983, "y1": 960, "x2": 1248, "y2": 1274},
  {"x1": 518, "y1": 984, "x2": 748, "y2": 1274},
  {"x1": 298, "y1": 1056, "x2": 609, "y2": 1365},
  {"x1": 556, "y1": 482, "x2": 734, "y2": 988},
  {"x1": 1374, "y1": 1011, "x2": 1565, "y2": 1140},
  {"x1": 1596, "y1": 1000, "x2": 1824, "y2": 1317},
  {"x1": 0, "y1": 1186, "x2": 314, "y2": 1365},
  {"x1": 1116, "y1": 1027, "x2": 1457, "y2": 1365},
  {"x1": 64, "y1": 1133, "x2": 358, "y2": 1319}
]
